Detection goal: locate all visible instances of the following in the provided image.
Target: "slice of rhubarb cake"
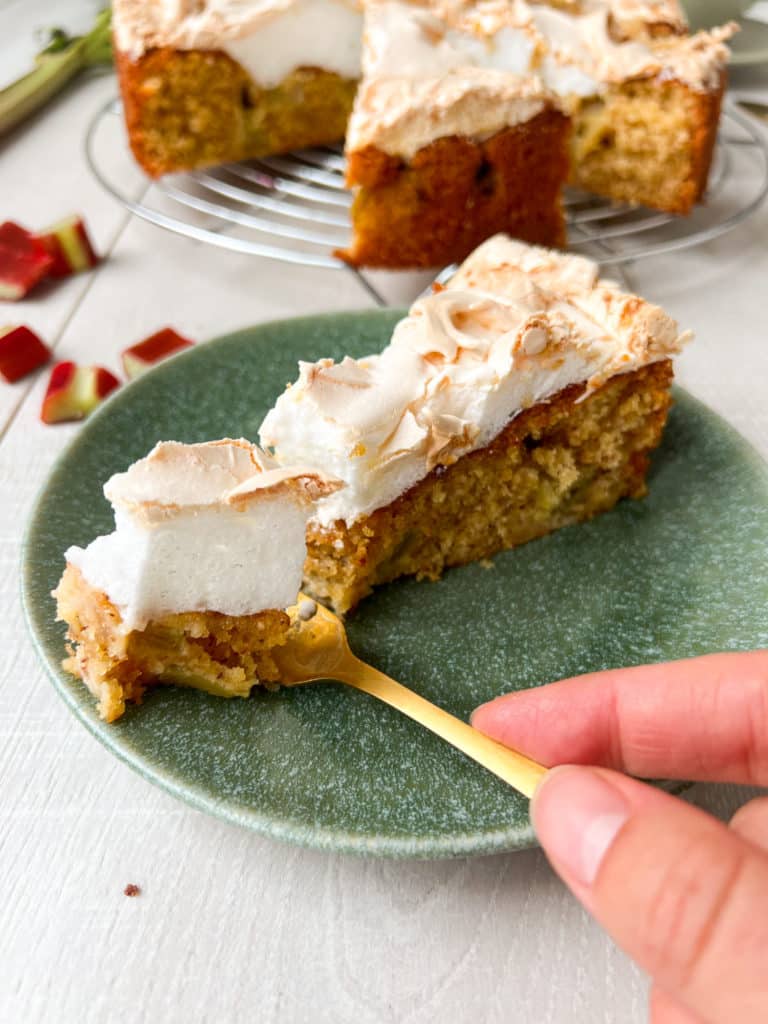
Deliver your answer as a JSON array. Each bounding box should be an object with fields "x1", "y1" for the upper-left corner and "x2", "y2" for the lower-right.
[
  {"x1": 54, "y1": 439, "x2": 336, "y2": 721},
  {"x1": 260, "y1": 235, "x2": 690, "y2": 613}
]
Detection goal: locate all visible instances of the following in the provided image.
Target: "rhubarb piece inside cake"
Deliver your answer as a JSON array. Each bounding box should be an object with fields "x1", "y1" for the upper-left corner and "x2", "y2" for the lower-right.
[
  {"x1": 260, "y1": 235, "x2": 691, "y2": 613},
  {"x1": 54, "y1": 439, "x2": 336, "y2": 721}
]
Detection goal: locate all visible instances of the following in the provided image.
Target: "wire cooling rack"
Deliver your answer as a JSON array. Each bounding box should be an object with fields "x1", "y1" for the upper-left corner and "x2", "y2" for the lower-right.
[{"x1": 86, "y1": 97, "x2": 768, "y2": 305}]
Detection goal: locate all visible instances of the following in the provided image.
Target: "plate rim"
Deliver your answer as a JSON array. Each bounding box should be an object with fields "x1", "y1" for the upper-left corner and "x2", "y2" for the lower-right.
[{"x1": 20, "y1": 309, "x2": 768, "y2": 859}]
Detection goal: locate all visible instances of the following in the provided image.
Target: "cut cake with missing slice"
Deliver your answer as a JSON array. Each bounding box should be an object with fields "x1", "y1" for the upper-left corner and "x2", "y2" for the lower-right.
[{"x1": 112, "y1": 0, "x2": 733, "y2": 237}]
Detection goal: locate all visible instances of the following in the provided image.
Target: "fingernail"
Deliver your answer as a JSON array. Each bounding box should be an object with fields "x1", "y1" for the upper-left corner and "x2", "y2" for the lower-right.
[
  {"x1": 470, "y1": 695, "x2": 513, "y2": 734},
  {"x1": 531, "y1": 766, "x2": 630, "y2": 887},
  {"x1": 469, "y1": 703, "x2": 489, "y2": 728}
]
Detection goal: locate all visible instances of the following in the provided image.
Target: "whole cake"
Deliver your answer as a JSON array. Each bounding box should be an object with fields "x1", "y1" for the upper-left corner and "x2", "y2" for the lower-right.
[
  {"x1": 260, "y1": 234, "x2": 690, "y2": 613},
  {"x1": 113, "y1": 0, "x2": 733, "y2": 268},
  {"x1": 54, "y1": 439, "x2": 335, "y2": 721}
]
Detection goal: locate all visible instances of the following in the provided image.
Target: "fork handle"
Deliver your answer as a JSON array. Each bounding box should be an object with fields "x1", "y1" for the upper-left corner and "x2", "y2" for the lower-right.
[{"x1": 339, "y1": 656, "x2": 548, "y2": 799}]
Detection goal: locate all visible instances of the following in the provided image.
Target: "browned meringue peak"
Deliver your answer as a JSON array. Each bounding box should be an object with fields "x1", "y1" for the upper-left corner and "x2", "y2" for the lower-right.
[
  {"x1": 260, "y1": 236, "x2": 691, "y2": 527},
  {"x1": 530, "y1": 0, "x2": 689, "y2": 40},
  {"x1": 448, "y1": 234, "x2": 601, "y2": 296},
  {"x1": 442, "y1": 235, "x2": 690, "y2": 360},
  {"x1": 347, "y1": 0, "x2": 733, "y2": 159},
  {"x1": 347, "y1": 70, "x2": 550, "y2": 159},
  {"x1": 527, "y1": 6, "x2": 735, "y2": 91},
  {"x1": 104, "y1": 438, "x2": 337, "y2": 516},
  {"x1": 113, "y1": 0, "x2": 251, "y2": 51},
  {"x1": 114, "y1": 0, "x2": 361, "y2": 50},
  {"x1": 115, "y1": 0, "x2": 687, "y2": 51}
]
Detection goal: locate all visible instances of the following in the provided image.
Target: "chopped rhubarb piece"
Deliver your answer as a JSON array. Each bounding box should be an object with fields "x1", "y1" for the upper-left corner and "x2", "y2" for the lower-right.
[
  {"x1": 36, "y1": 215, "x2": 99, "y2": 278},
  {"x1": 0, "y1": 325, "x2": 50, "y2": 382},
  {"x1": 121, "y1": 327, "x2": 195, "y2": 380},
  {"x1": 0, "y1": 222, "x2": 53, "y2": 301},
  {"x1": 41, "y1": 361, "x2": 120, "y2": 424}
]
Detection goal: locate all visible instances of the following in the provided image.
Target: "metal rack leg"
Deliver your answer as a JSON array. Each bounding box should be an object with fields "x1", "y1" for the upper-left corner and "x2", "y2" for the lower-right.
[{"x1": 347, "y1": 265, "x2": 388, "y2": 308}]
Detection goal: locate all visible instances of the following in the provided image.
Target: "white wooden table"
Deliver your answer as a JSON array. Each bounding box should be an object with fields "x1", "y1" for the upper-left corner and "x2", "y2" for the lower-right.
[{"x1": 2, "y1": 6, "x2": 767, "y2": 1022}]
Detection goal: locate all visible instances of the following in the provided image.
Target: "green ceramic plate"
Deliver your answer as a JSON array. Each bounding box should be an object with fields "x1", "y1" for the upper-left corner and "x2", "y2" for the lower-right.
[{"x1": 22, "y1": 311, "x2": 768, "y2": 858}]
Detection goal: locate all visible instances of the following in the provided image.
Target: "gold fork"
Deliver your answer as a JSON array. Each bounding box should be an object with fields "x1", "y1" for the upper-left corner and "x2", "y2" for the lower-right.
[{"x1": 272, "y1": 598, "x2": 548, "y2": 799}]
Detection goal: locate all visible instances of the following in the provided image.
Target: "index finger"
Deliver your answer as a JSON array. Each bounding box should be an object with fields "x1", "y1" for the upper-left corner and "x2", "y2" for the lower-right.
[{"x1": 471, "y1": 650, "x2": 768, "y2": 786}]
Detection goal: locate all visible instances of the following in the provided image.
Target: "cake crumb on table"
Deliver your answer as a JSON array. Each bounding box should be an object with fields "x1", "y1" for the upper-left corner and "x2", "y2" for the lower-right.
[{"x1": 124, "y1": 883, "x2": 141, "y2": 897}]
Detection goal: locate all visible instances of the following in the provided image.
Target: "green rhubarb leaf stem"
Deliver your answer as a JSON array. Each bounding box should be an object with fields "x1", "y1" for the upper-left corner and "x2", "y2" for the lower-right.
[
  {"x1": 81, "y1": 10, "x2": 114, "y2": 67},
  {"x1": 0, "y1": 43, "x2": 85, "y2": 137},
  {"x1": 0, "y1": 9, "x2": 112, "y2": 138}
]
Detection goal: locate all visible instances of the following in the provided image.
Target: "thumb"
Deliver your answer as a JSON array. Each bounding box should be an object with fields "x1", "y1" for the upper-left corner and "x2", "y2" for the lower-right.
[{"x1": 532, "y1": 766, "x2": 768, "y2": 1024}]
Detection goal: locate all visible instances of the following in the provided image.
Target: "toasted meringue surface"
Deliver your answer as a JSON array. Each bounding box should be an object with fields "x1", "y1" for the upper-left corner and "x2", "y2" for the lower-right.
[
  {"x1": 260, "y1": 237, "x2": 690, "y2": 527},
  {"x1": 114, "y1": 0, "x2": 731, "y2": 102},
  {"x1": 344, "y1": 0, "x2": 732, "y2": 156}
]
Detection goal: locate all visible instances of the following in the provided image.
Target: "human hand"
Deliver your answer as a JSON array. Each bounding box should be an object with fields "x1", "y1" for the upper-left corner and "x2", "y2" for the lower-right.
[{"x1": 471, "y1": 650, "x2": 768, "y2": 1024}]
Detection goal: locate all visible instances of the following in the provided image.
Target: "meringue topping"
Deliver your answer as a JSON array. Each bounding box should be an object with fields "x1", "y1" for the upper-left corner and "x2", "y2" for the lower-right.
[
  {"x1": 113, "y1": 0, "x2": 732, "y2": 102},
  {"x1": 66, "y1": 439, "x2": 338, "y2": 630},
  {"x1": 346, "y1": 68, "x2": 549, "y2": 160},
  {"x1": 344, "y1": 0, "x2": 732, "y2": 157},
  {"x1": 260, "y1": 236, "x2": 690, "y2": 527}
]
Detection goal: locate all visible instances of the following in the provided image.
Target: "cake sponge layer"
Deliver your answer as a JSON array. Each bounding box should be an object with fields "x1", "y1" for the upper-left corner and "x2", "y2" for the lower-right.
[
  {"x1": 117, "y1": 47, "x2": 357, "y2": 177},
  {"x1": 55, "y1": 565, "x2": 291, "y2": 722},
  {"x1": 569, "y1": 74, "x2": 725, "y2": 214},
  {"x1": 303, "y1": 359, "x2": 673, "y2": 613},
  {"x1": 341, "y1": 109, "x2": 569, "y2": 268}
]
